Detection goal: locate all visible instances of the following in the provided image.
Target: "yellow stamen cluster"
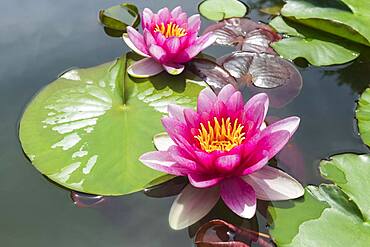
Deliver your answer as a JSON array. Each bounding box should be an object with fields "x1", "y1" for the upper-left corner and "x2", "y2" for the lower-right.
[
  {"x1": 195, "y1": 117, "x2": 246, "y2": 153},
  {"x1": 154, "y1": 22, "x2": 187, "y2": 38}
]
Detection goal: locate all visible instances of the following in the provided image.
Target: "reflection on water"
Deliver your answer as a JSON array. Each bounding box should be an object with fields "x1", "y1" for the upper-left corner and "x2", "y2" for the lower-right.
[{"x1": 0, "y1": 0, "x2": 369, "y2": 246}]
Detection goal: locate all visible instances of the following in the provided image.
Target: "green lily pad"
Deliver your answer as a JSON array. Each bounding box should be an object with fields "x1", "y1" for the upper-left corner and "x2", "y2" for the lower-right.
[
  {"x1": 356, "y1": 88, "x2": 370, "y2": 147},
  {"x1": 198, "y1": 0, "x2": 248, "y2": 21},
  {"x1": 280, "y1": 0, "x2": 370, "y2": 46},
  {"x1": 19, "y1": 53, "x2": 205, "y2": 195},
  {"x1": 270, "y1": 16, "x2": 359, "y2": 66},
  {"x1": 269, "y1": 153, "x2": 370, "y2": 247},
  {"x1": 99, "y1": 3, "x2": 140, "y2": 36}
]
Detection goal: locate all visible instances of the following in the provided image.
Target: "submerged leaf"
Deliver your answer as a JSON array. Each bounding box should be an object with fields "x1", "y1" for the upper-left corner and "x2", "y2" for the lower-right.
[
  {"x1": 187, "y1": 58, "x2": 237, "y2": 92},
  {"x1": 204, "y1": 18, "x2": 280, "y2": 54},
  {"x1": 99, "y1": 3, "x2": 140, "y2": 37},
  {"x1": 198, "y1": 0, "x2": 248, "y2": 21},
  {"x1": 356, "y1": 88, "x2": 370, "y2": 147},
  {"x1": 219, "y1": 52, "x2": 302, "y2": 107},
  {"x1": 269, "y1": 153, "x2": 370, "y2": 247},
  {"x1": 195, "y1": 219, "x2": 273, "y2": 247},
  {"x1": 19, "y1": 53, "x2": 204, "y2": 195}
]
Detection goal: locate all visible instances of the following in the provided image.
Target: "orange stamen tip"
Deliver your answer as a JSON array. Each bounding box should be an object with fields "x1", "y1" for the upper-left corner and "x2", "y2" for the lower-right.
[
  {"x1": 194, "y1": 118, "x2": 246, "y2": 153},
  {"x1": 154, "y1": 22, "x2": 187, "y2": 38}
]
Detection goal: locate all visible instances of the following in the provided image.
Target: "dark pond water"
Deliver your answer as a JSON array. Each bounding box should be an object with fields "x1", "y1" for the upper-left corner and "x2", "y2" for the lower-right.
[{"x1": 1, "y1": 0, "x2": 369, "y2": 246}]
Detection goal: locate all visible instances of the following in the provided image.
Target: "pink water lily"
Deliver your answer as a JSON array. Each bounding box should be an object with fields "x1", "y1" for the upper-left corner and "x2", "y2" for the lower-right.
[
  {"x1": 140, "y1": 84, "x2": 304, "y2": 230},
  {"x1": 123, "y1": 6, "x2": 216, "y2": 78}
]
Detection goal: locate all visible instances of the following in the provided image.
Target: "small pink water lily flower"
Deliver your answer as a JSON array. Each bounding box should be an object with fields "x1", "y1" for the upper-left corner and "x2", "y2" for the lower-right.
[
  {"x1": 140, "y1": 84, "x2": 304, "y2": 230},
  {"x1": 123, "y1": 6, "x2": 216, "y2": 78}
]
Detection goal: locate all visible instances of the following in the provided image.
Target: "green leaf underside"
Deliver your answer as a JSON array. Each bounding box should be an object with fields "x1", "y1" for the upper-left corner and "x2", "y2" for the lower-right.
[
  {"x1": 198, "y1": 0, "x2": 247, "y2": 21},
  {"x1": 356, "y1": 88, "x2": 370, "y2": 147},
  {"x1": 280, "y1": 0, "x2": 370, "y2": 46},
  {"x1": 270, "y1": 16, "x2": 359, "y2": 66},
  {"x1": 99, "y1": 3, "x2": 140, "y2": 31},
  {"x1": 269, "y1": 153, "x2": 370, "y2": 247},
  {"x1": 19, "y1": 53, "x2": 205, "y2": 195}
]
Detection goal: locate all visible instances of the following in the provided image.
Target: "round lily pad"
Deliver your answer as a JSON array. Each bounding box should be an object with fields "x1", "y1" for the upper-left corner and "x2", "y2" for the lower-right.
[
  {"x1": 198, "y1": 0, "x2": 248, "y2": 21},
  {"x1": 19, "y1": 54, "x2": 204, "y2": 195}
]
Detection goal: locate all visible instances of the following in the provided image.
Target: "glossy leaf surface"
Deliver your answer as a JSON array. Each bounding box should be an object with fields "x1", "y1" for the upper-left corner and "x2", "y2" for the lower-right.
[
  {"x1": 270, "y1": 16, "x2": 359, "y2": 66},
  {"x1": 19, "y1": 54, "x2": 204, "y2": 195},
  {"x1": 269, "y1": 153, "x2": 370, "y2": 247},
  {"x1": 198, "y1": 0, "x2": 248, "y2": 21}
]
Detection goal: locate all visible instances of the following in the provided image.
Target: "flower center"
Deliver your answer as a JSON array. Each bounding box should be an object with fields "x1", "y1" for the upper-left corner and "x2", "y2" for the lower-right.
[
  {"x1": 194, "y1": 117, "x2": 246, "y2": 153},
  {"x1": 154, "y1": 22, "x2": 187, "y2": 38}
]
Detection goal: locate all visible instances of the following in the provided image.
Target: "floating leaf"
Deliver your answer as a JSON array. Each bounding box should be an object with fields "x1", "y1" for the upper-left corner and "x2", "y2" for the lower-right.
[
  {"x1": 280, "y1": 0, "x2": 370, "y2": 46},
  {"x1": 270, "y1": 16, "x2": 360, "y2": 66},
  {"x1": 269, "y1": 153, "x2": 370, "y2": 247},
  {"x1": 19, "y1": 53, "x2": 205, "y2": 195},
  {"x1": 198, "y1": 0, "x2": 248, "y2": 21},
  {"x1": 356, "y1": 88, "x2": 370, "y2": 147},
  {"x1": 259, "y1": 5, "x2": 283, "y2": 16},
  {"x1": 99, "y1": 3, "x2": 140, "y2": 37},
  {"x1": 204, "y1": 18, "x2": 280, "y2": 54}
]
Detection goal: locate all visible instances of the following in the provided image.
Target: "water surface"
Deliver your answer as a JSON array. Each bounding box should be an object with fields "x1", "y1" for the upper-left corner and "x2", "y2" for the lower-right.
[{"x1": 1, "y1": 0, "x2": 369, "y2": 246}]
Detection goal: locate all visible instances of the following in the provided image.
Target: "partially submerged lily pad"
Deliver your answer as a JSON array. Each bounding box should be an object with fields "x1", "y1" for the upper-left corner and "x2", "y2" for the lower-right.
[
  {"x1": 356, "y1": 88, "x2": 370, "y2": 147},
  {"x1": 99, "y1": 3, "x2": 140, "y2": 37},
  {"x1": 19, "y1": 53, "x2": 204, "y2": 195},
  {"x1": 270, "y1": 16, "x2": 360, "y2": 66},
  {"x1": 269, "y1": 153, "x2": 370, "y2": 247},
  {"x1": 198, "y1": 0, "x2": 248, "y2": 21},
  {"x1": 188, "y1": 54, "x2": 302, "y2": 108},
  {"x1": 203, "y1": 18, "x2": 281, "y2": 54},
  {"x1": 187, "y1": 58, "x2": 237, "y2": 92}
]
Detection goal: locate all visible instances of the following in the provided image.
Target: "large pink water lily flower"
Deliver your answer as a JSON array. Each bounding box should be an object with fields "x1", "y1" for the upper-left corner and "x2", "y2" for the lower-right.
[
  {"x1": 123, "y1": 6, "x2": 216, "y2": 78},
  {"x1": 140, "y1": 84, "x2": 304, "y2": 230}
]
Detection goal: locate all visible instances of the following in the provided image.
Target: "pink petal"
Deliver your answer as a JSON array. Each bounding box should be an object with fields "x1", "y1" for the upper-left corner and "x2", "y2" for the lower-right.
[
  {"x1": 154, "y1": 32, "x2": 166, "y2": 46},
  {"x1": 215, "y1": 154, "x2": 241, "y2": 173},
  {"x1": 167, "y1": 104, "x2": 187, "y2": 122},
  {"x1": 171, "y1": 6, "x2": 183, "y2": 18},
  {"x1": 188, "y1": 173, "x2": 223, "y2": 188},
  {"x1": 243, "y1": 93, "x2": 269, "y2": 124},
  {"x1": 240, "y1": 152, "x2": 269, "y2": 175},
  {"x1": 220, "y1": 177, "x2": 256, "y2": 219},
  {"x1": 227, "y1": 91, "x2": 244, "y2": 115},
  {"x1": 187, "y1": 14, "x2": 201, "y2": 32},
  {"x1": 153, "y1": 133, "x2": 175, "y2": 151},
  {"x1": 195, "y1": 32, "x2": 217, "y2": 50},
  {"x1": 143, "y1": 29, "x2": 156, "y2": 47},
  {"x1": 243, "y1": 166, "x2": 304, "y2": 201},
  {"x1": 217, "y1": 84, "x2": 237, "y2": 103},
  {"x1": 183, "y1": 108, "x2": 200, "y2": 128},
  {"x1": 197, "y1": 87, "x2": 217, "y2": 114},
  {"x1": 263, "y1": 116, "x2": 300, "y2": 137},
  {"x1": 158, "y1": 7, "x2": 170, "y2": 23},
  {"x1": 163, "y1": 64, "x2": 185, "y2": 75},
  {"x1": 165, "y1": 37, "x2": 181, "y2": 54},
  {"x1": 176, "y1": 12, "x2": 188, "y2": 27},
  {"x1": 127, "y1": 58, "x2": 164, "y2": 78},
  {"x1": 139, "y1": 151, "x2": 184, "y2": 176},
  {"x1": 126, "y1": 27, "x2": 149, "y2": 55},
  {"x1": 142, "y1": 8, "x2": 154, "y2": 29},
  {"x1": 122, "y1": 33, "x2": 150, "y2": 57},
  {"x1": 257, "y1": 131, "x2": 291, "y2": 160},
  {"x1": 169, "y1": 184, "x2": 220, "y2": 230},
  {"x1": 149, "y1": 44, "x2": 167, "y2": 62}
]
